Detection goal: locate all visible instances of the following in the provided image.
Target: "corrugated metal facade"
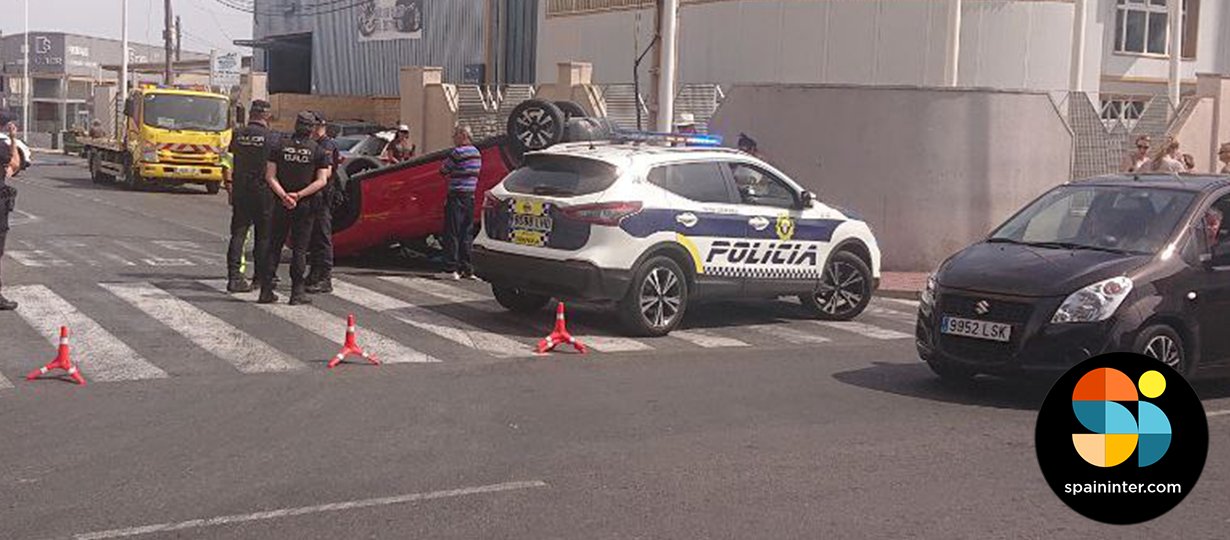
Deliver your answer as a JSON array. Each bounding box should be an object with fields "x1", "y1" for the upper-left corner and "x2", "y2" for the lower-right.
[
  {"x1": 254, "y1": 0, "x2": 488, "y2": 96},
  {"x1": 500, "y1": 0, "x2": 538, "y2": 84}
]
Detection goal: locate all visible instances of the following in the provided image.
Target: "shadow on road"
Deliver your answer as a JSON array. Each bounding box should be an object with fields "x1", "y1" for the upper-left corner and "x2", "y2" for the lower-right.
[{"x1": 832, "y1": 361, "x2": 1052, "y2": 411}]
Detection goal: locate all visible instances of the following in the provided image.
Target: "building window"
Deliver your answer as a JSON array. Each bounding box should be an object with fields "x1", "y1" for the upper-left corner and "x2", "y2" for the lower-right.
[
  {"x1": 1100, "y1": 98, "x2": 1147, "y2": 127},
  {"x1": 1114, "y1": 0, "x2": 1199, "y2": 58}
]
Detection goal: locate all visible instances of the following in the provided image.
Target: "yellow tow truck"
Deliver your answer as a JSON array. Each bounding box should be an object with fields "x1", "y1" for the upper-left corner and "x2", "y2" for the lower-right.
[{"x1": 84, "y1": 84, "x2": 232, "y2": 194}]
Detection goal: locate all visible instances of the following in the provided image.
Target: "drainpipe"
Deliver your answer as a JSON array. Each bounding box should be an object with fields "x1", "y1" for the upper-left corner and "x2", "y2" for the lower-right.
[
  {"x1": 1070, "y1": 0, "x2": 1087, "y2": 92},
  {"x1": 1168, "y1": 0, "x2": 1182, "y2": 108},
  {"x1": 655, "y1": 0, "x2": 679, "y2": 132},
  {"x1": 944, "y1": 0, "x2": 961, "y2": 87}
]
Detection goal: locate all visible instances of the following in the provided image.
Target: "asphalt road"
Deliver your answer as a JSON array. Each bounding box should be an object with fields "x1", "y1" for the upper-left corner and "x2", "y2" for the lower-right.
[{"x1": 1, "y1": 157, "x2": 1228, "y2": 539}]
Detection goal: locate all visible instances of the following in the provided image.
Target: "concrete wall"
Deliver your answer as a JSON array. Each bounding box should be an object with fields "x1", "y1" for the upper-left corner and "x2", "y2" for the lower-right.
[
  {"x1": 267, "y1": 93, "x2": 402, "y2": 132},
  {"x1": 709, "y1": 84, "x2": 1073, "y2": 272},
  {"x1": 1173, "y1": 74, "x2": 1230, "y2": 172},
  {"x1": 538, "y1": 0, "x2": 1089, "y2": 92}
]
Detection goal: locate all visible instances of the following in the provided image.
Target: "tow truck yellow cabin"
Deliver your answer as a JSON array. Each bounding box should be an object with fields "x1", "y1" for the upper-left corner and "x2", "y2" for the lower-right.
[{"x1": 85, "y1": 84, "x2": 232, "y2": 194}]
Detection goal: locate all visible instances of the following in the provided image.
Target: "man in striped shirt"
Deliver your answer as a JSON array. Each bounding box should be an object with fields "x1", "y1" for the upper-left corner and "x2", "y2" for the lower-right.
[{"x1": 439, "y1": 125, "x2": 481, "y2": 280}]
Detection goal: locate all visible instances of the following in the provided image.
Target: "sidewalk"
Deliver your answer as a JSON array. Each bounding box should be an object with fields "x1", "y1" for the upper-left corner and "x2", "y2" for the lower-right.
[{"x1": 878, "y1": 271, "x2": 926, "y2": 300}]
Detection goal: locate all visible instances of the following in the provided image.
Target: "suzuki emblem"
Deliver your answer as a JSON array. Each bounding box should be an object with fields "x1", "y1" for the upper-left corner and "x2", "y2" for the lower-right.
[{"x1": 974, "y1": 300, "x2": 991, "y2": 316}]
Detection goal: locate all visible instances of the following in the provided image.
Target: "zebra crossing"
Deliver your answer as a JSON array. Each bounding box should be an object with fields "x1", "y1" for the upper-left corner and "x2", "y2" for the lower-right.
[
  {"x1": 5, "y1": 238, "x2": 223, "y2": 268},
  {"x1": 0, "y1": 275, "x2": 921, "y2": 392}
]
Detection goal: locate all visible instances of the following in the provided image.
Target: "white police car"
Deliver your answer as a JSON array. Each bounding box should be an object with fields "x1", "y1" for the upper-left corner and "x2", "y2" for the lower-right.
[{"x1": 473, "y1": 139, "x2": 882, "y2": 336}]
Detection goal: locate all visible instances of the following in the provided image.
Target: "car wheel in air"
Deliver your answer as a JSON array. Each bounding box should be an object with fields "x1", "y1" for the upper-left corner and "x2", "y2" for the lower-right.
[
  {"x1": 801, "y1": 251, "x2": 872, "y2": 321},
  {"x1": 492, "y1": 284, "x2": 550, "y2": 314},
  {"x1": 619, "y1": 256, "x2": 689, "y2": 337},
  {"x1": 506, "y1": 99, "x2": 566, "y2": 152},
  {"x1": 1134, "y1": 324, "x2": 1188, "y2": 375}
]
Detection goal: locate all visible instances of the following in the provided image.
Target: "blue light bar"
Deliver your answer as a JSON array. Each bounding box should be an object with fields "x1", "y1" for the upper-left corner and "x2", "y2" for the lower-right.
[{"x1": 613, "y1": 130, "x2": 724, "y2": 147}]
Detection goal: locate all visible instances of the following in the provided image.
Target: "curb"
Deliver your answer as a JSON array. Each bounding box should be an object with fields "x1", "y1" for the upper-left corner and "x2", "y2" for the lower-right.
[{"x1": 876, "y1": 289, "x2": 920, "y2": 301}]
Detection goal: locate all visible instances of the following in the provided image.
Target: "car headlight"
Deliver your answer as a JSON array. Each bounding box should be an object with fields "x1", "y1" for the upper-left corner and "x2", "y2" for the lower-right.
[
  {"x1": 920, "y1": 274, "x2": 937, "y2": 315},
  {"x1": 1051, "y1": 276, "x2": 1133, "y2": 324},
  {"x1": 141, "y1": 146, "x2": 159, "y2": 163}
]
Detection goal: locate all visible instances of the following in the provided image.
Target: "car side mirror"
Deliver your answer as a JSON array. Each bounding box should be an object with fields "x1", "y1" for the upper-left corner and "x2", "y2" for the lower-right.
[{"x1": 799, "y1": 190, "x2": 815, "y2": 209}]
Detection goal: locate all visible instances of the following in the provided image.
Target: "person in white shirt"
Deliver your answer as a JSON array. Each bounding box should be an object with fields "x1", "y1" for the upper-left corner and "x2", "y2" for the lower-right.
[
  {"x1": 1121, "y1": 135, "x2": 1151, "y2": 173},
  {"x1": 1145, "y1": 138, "x2": 1185, "y2": 173}
]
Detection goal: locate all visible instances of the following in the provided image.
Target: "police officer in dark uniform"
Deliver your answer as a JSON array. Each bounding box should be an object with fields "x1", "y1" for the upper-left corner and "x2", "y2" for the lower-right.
[
  {"x1": 305, "y1": 114, "x2": 341, "y2": 294},
  {"x1": 0, "y1": 110, "x2": 22, "y2": 311},
  {"x1": 261, "y1": 111, "x2": 331, "y2": 305},
  {"x1": 225, "y1": 99, "x2": 277, "y2": 293}
]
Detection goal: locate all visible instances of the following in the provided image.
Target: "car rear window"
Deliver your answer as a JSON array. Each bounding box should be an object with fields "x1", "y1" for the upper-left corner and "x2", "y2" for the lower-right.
[{"x1": 503, "y1": 155, "x2": 619, "y2": 197}]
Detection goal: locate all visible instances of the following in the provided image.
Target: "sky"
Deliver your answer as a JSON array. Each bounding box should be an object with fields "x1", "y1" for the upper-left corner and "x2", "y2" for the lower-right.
[{"x1": 0, "y1": 0, "x2": 254, "y2": 53}]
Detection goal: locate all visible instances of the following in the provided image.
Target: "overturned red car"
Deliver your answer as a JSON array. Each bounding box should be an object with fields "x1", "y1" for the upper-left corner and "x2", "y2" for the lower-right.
[{"x1": 331, "y1": 99, "x2": 611, "y2": 258}]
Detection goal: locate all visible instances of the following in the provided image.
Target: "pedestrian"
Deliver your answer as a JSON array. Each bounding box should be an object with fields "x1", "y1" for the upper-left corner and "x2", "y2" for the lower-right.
[
  {"x1": 380, "y1": 124, "x2": 416, "y2": 164},
  {"x1": 0, "y1": 110, "x2": 23, "y2": 311},
  {"x1": 1147, "y1": 138, "x2": 1185, "y2": 173},
  {"x1": 88, "y1": 119, "x2": 106, "y2": 138},
  {"x1": 1121, "y1": 135, "x2": 1151, "y2": 173},
  {"x1": 439, "y1": 124, "x2": 481, "y2": 280},
  {"x1": 306, "y1": 113, "x2": 342, "y2": 294},
  {"x1": 261, "y1": 111, "x2": 332, "y2": 305},
  {"x1": 224, "y1": 99, "x2": 278, "y2": 294},
  {"x1": 675, "y1": 113, "x2": 698, "y2": 135},
  {"x1": 1219, "y1": 142, "x2": 1230, "y2": 174},
  {"x1": 1182, "y1": 153, "x2": 1197, "y2": 172}
]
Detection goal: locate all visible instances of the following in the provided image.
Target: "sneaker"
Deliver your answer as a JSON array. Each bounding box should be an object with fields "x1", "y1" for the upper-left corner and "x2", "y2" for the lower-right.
[
  {"x1": 305, "y1": 279, "x2": 332, "y2": 294},
  {"x1": 257, "y1": 290, "x2": 279, "y2": 304},
  {"x1": 462, "y1": 272, "x2": 481, "y2": 281},
  {"x1": 226, "y1": 278, "x2": 253, "y2": 293},
  {"x1": 0, "y1": 295, "x2": 16, "y2": 311},
  {"x1": 450, "y1": 271, "x2": 462, "y2": 281}
]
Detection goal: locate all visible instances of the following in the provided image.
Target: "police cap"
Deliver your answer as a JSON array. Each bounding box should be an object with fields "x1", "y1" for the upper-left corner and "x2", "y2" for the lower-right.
[{"x1": 250, "y1": 99, "x2": 271, "y2": 114}]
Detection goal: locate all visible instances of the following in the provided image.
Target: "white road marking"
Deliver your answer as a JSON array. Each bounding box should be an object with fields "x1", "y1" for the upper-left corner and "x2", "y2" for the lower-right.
[
  {"x1": 6, "y1": 250, "x2": 71, "y2": 267},
  {"x1": 102, "y1": 282, "x2": 301, "y2": 373},
  {"x1": 50, "y1": 240, "x2": 100, "y2": 266},
  {"x1": 815, "y1": 321, "x2": 912, "y2": 340},
  {"x1": 99, "y1": 252, "x2": 138, "y2": 266},
  {"x1": 670, "y1": 330, "x2": 750, "y2": 348},
  {"x1": 8, "y1": 285, "x2": 167, "y2": 382},
  {"x1": 9, "y1": 208, "x2": 40, "y2": 227},
  {"x1": 202, "y1": 280, "x2": 439, "y2": 364},
  {"x1": 1207, "y1": 410, "x2": 1230, "y2": 418},
  {"x1": 0, "y1": 372, "x2": 12, "y2": 389},
  {"x1": 114, "y1": 240, "x2": 195, "y2": 267},
  {"x1": 865, "y1": 305, "x2": 917, "y2": 324},
  {"x1": 152, "y1": 240, "x2": 223, "y2": 263},
  {"x1": 72, "y1": 480, "x2": 549, "y2": 540},
  {"x1": 332, "y1": 280, "x2": 531, "y2": 358},
  {"x1": 882, "y1": 297, "x2": 921, "y2": 308},
  {"x1": 747, "y1": 324, "x2": 831, "y2": 345},
  {"x1": 380, "y1": 276, "x2": 653, "y2": 352}
]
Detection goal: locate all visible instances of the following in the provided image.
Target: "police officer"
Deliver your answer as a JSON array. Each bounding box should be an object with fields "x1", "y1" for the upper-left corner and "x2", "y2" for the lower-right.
[
  {"x1": 261, "y1": 111, "x2": 331, "y2": 305},
  {"x1": 225, "y1": 99, "x2": 277, "y2": 293},
  {"x1": 0, "y1": 110, "x2": 22, "y2": 311},
  {"x1": 305, "y1": 114, "x2": 341, "y2": 294}
]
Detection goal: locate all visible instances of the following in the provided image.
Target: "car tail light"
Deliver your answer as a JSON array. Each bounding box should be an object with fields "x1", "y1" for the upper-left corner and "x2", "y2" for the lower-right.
[
  {"x1": 561, "y1": 201, "x2": 643, "y2": 226},
  {"x1": 483, "y1": 192, "x2": 502, "y2": 210}
]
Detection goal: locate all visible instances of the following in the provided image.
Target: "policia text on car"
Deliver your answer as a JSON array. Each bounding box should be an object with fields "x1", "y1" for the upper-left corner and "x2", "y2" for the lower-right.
[
  {"x1": 0, "y1": 110, "x2": 24, "y2": 311},
  {"x1": 260, "y1": 112, "x2": 332, "y2": 305}
]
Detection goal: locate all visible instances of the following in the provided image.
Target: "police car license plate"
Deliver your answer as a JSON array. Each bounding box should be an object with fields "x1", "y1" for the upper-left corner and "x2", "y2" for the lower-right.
[
  {"x1": 510, "y1": 199, "x2": 552, "y2": 247},
  {"x1": 941, "y1": 316, "x2": 1011, "y2": 343}
]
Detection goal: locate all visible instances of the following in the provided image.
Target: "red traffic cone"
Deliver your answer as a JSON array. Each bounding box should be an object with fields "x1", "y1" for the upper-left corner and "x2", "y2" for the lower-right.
[
  {"x1": 537, "y1": 302, "x2": 587, "y2": 354},
  {"x1": 26, "y1": 326, "x2": 86, "y2": 386},
  {"x1": 328, "y1": 314, "x2": 379, "y2": 368}
]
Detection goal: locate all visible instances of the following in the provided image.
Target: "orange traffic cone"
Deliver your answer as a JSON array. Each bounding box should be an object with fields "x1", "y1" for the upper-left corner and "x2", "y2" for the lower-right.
[
  {"x1": 328, "y1": 314, "x2": 379, "y2": 368},
  {"x1": 26, "y1": 326, "x2": 86, "y2": 386},
  {"x1": 537, "y1": 302, "x2": 587, "y2": 354}
]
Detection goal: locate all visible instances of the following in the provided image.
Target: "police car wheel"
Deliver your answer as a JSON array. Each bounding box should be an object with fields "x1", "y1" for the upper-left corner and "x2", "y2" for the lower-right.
[
  {"x1": 802, "y1": 251, "x2": 871, "y2": 321},
  {"x1": 507, "y1": 99, "x2": 566, "y2": 152},
  {"x1": 620, "y1": 256, "x2": 689, "y2": 337},
  {"x1": 492, "y1": 285, "x2": 550, "y2": 314}
]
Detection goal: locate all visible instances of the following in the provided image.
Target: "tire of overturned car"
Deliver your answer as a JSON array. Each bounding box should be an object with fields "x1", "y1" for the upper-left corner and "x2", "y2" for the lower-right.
[{"x1": 506, "y1": 99, "x2": 567, "y2": 152}]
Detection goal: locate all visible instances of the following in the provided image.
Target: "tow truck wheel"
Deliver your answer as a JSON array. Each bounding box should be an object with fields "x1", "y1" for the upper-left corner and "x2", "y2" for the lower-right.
[
  {"x1": 507, "y1": 99, "x2": 566, "y2": 152},
  {"x1": 619, "y1": 256, "x2": 689, "y2": 337},
  {"x1": 88, "y1": 152, "x2": 107, "y2": 184},
  {"x1": 205, "y1": 182, "x2": 221, "y2": 195},
  {"x1": 492, "y1": 285, "x2": 549, "y2": 313},
  {"x1": 801, "y1": 251, "x2": 872, "y2": 321}
]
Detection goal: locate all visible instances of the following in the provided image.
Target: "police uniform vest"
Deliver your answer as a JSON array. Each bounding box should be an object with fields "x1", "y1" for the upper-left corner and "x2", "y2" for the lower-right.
[
  {"x1": 231, "y1": 122, "x2": 275, "y2": 189},
  {"x1": 274, "y1": 135, "x2": 322, "y2": 193}
]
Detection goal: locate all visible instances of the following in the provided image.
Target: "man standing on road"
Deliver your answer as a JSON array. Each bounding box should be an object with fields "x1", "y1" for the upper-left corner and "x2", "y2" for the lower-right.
[
  {"x1": 306, "y1": 114, "x2": 341, "y2": 294},
  {"x1": 224, "y1": 100, "x2": 278, "y2": 294},
  {"x1": 262, "y1": 111, "x2": 331, "y2": 305},
  {"x1": 0, "y1": 111, "x2": 22, "y2": 311},
  {"x1": 439, "y1": 125, "x2": 481, "y2": 280}
]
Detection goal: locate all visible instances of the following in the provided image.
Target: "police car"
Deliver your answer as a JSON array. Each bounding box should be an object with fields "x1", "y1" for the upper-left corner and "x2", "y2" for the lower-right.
[{"x1": 473, "y1": 135, "x2": 882, "y2": 336}]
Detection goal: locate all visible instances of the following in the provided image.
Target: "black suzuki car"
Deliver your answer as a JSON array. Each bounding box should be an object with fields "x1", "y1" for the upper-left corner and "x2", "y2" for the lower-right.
[{"x1": 917, "y1": 173, "x2": 1230, "y2": 381}]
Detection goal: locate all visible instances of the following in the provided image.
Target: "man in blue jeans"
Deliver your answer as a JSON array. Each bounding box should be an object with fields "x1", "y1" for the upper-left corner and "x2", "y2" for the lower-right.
[{"x1": 439, "y1": 125, "x2": 481, "y2": 280}]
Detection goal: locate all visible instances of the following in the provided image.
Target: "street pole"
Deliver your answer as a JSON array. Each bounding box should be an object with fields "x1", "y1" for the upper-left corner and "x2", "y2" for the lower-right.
[
  {"x1": 164, "y1": 0, "x2": 174, "y2": 85},
  {"x1": 1069, "y1": 0, "x2": 1087, "y2": 92},
  {"x1": 175, "y1": 16, "x2": 182, "y2": 62},
  {"x1": 1167, "y1": 0, "x2": 1182, "y2": 108},
  {"x1": 944, "y1": 0, "x2": 962, "y2": 87},
  {"x1": 22, "y1": 0, "x2": 29, "y2": 140},
  {"x1": 655, "y1": 0, "x2": 678, "y2": 133}
]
